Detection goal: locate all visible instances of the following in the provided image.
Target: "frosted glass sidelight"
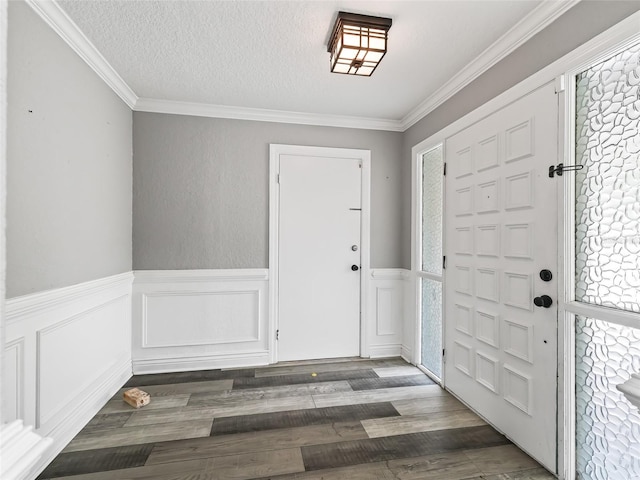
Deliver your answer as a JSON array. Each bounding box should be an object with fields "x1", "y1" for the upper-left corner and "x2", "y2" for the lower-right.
[
  {"x1": 575, "y1": 42, "x2": 640, "y2": 313},
  {"x1": 422, "y1": 146, "x2": 444, "y2": 275},
  {"x1": 575, "y1": 316, "x2": 640, "y2": 479},
  {"x1": 421, "y1": 278, "x2": 442, "y2": 379}
]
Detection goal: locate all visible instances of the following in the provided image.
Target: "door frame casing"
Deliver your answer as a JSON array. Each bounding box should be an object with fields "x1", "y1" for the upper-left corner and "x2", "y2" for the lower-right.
[
  {"x1": 268, "y1": 144, "x2": 372, "y2": 364},
  {"x1": 409, "y1": 11, "x2": 640, "y2": 480}
]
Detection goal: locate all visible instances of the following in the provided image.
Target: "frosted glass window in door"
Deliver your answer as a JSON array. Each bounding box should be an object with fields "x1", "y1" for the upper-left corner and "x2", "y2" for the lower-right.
[
  {"x1": 422, "y1": 145, "x2": 444, "y2": 275},
  {"x1": 575, "y1": 42, "x2": 640, "y2": 313},
  {"x1": 575, "y1": 316, "x2": 640, "y2": 479},
  {"x1": 419, "y1": 144, "x2": 444, "y2": 380},
  {"x1": 421, "y1": 278, "x2": 442, "y2": 379}
]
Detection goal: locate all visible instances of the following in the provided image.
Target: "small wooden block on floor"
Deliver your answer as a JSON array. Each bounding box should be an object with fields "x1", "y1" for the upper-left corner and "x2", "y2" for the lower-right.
[{"x1": 123, "y1": 388, "x2": 150, "y2": 409}]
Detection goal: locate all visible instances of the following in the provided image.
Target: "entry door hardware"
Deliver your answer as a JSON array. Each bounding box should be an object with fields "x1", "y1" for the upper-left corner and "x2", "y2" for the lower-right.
[
  {"x1": 539, "y1": 269, "x2": 553, "y2": 282},
  {"x1": 548, "y1": 163, "x2": 584, "y2": 178},
  {"x1": 534, "y1": 295, "x2": 553, "y2": 308},
  {"x1": 351, "y1": 265, "x2": 359, "y2": 271}
]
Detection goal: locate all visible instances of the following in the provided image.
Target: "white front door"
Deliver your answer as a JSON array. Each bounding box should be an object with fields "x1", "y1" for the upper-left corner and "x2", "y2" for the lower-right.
[
  {"x1": 444, "y1": 82, "x2": 558, "y2": 471},
  {"x1": 276, "y1": 149, "x2": 363, "y2": 361}
]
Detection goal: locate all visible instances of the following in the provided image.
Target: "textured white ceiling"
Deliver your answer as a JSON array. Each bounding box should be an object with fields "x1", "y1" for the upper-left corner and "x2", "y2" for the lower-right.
[{"x1": 57, "y1": 0, "x2": 543, "y2": 121}]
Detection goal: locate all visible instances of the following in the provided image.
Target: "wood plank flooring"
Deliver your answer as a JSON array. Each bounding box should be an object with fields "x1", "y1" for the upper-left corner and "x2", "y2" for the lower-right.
[{"x1": 37, "y1": 358, "x2": 555, "y2": 480}]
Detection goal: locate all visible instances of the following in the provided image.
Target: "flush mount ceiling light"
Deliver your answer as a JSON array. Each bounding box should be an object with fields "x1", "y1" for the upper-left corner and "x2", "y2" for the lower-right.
[{"x1": 328, "y1": 11, "x2": 392, "y2": 77}]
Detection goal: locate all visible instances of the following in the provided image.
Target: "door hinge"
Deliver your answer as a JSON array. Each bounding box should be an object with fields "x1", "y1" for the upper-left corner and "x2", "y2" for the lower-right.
[
  {"x1": 276, "y1": 174, "x2": 280, "y2": 184},
  {"x1": 276, "y1": 329, "x2": 279, "y2": 341},
  {"x1": 549, "y1": 163, "x2": 584, "y2": 178},
  {"x1": 442, "y1": 348, "x2": 446, "y2": 359},
  {"x1": 443, "y1": 256, "x2": 446, "y2": 269},
  {"x1": 443, "y1": 163, "x2": 447, "y2": 176}
]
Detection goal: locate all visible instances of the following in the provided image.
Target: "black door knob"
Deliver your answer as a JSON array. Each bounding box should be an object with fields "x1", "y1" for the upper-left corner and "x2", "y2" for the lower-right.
[
  {"x1": 534, "y1": 295, "x2": 553, "y2": 308},
  {"x1": 351, "y1": 265, "x2": 359, "y2": 271},
  {"x1": 539, "y1": 269, "x2": 553, "y2": 282}
]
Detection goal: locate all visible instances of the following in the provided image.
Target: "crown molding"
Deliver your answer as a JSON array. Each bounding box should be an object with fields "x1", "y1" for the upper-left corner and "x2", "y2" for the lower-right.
[
  {"x1": 25, "y1": 0, "x2": 138, "y2": 108},
  {"x1": 134, "y1": 98, "x2": 404, "y2": 132},
  {"x1": 400, "y1": 0, "x2": 581, "y2": 130},
  {"x1": 25, "y1": 0, "x2": 580, "y2": 132}
]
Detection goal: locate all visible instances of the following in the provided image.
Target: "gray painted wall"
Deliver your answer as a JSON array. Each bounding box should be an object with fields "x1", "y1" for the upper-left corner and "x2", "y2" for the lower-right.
[
  {"x1": 400, "y1": 0, "x2": 640, "y2": 268},
  {"x1": 133, "y1": 113, "x2": 403, "y2": 270},
  {"x1": 7, "y1": 0, "x2": 639, "y2": 283},
  {"x1": 7, "y1": 1, "x2": 132, "y2": 298}
]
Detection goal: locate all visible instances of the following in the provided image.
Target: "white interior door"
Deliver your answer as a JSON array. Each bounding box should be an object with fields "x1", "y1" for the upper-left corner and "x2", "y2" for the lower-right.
[
  {"x1": 444, "y1": 82, "x2": 558, "y2": 471},
  {"x1": 277, "y1": 151, "x2": 362, "y2": 361}
]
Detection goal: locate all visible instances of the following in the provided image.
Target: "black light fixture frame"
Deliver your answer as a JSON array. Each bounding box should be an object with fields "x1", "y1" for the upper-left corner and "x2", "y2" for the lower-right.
[{"x1": 327, "y1": 11, "x2": 393, "y2": 77}]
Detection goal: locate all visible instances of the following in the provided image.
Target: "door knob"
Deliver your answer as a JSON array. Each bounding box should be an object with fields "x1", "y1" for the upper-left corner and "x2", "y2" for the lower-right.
[
  {"x1": 534, "y1": 295, "x2": 553, "y2": 308},
  {"x1": 351, "y1": 265, "x2": 359, "y2": 271}
]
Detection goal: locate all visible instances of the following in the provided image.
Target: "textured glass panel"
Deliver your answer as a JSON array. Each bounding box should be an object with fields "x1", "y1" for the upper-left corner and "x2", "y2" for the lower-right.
[
  {"x1": 421, "y1": 145, "x2": 444, "y2": 275},
  {"x1": 421, "y1": 277, "x2": 442, "y2": 379},
  {"x1": 575, "y1": 43, "x2": 640, "y2": 313},
  {"x1": 575, "y1": 316, "x2": 640, "y2": 479}
]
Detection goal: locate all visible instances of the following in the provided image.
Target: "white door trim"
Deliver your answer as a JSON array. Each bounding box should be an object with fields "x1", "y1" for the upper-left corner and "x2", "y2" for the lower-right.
[{"x1": 268, "y1": 144, "x2": 371, "y2": 364}]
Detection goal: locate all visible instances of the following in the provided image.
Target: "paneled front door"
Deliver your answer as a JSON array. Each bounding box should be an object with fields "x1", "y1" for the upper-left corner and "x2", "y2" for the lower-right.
[{"x1": 444, "y1": 82, "x2": 559, "y2": 471}]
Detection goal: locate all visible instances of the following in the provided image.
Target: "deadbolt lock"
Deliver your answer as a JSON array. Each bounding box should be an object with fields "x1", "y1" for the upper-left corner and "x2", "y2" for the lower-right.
[{"x1": 540, "y1": 269, "x2": 553, "y2": 282}]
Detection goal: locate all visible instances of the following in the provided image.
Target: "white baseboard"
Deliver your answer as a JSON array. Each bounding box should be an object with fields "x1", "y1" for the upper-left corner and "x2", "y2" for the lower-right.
[
  {"x1": 26, "y1": 358, "x2": 131, "y2": 480},
  {"x1": 132, "y1": 269, "x2": 270, "y2": 373},
  {"x1": 401, "y1": 344, "x2": 414, "y2": 364},
  {"x1": 133, "y1": 351, "x2": 270, "y2": 374},
  {"x1": 4, "y1": 272, "x2": 133, "y2": 479},
  {"x1": 368, "y1": 344, "x2": 403, "y2": 358},
  {"x1": 0, "y1": 421, "x2": 52, "y2": 480}
]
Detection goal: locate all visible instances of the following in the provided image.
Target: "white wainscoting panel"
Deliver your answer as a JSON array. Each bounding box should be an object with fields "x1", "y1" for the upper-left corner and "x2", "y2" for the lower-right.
[
  {"x1": 4, "y1": 272, "x2": 133, "y2": 479},
  {"x1": 368, "y1": 269, "x2": 409, "y2": 358},
  {"x1": 132, "y1": 270, "x2": 270, "y2": 373}
]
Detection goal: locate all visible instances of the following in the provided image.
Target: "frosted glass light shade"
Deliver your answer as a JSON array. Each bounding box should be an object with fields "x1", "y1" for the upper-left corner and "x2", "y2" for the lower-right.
[{"x1": 328, "y1": 12, "x2": 392, "y2": 77}]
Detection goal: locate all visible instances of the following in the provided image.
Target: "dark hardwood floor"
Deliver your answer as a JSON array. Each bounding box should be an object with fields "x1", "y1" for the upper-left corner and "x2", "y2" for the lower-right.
[{"x1": 37, "y1": 358, "x2": 554, "y2": 479}]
